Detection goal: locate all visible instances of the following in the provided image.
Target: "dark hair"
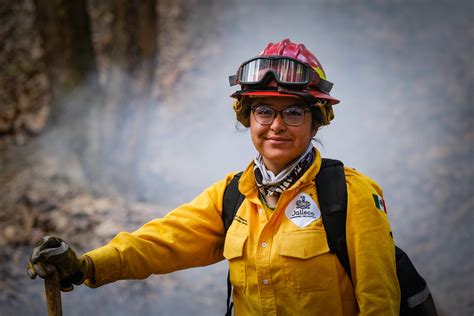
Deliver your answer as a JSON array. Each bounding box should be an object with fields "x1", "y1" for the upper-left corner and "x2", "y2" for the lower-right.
[{"x1": 310, "y1": 107, "x2": 323, "y2": 128}]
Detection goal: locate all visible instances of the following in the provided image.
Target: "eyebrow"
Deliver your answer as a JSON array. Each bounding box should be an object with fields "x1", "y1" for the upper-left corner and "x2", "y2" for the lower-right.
[{"x1": 255, "y1": 103, "x2": 308, "y2": 108}]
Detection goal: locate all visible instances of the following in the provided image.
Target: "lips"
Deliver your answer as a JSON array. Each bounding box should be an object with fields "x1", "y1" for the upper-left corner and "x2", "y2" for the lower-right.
[{"x1": 265, "y1": 136, "x2": 292, "y2": 143}]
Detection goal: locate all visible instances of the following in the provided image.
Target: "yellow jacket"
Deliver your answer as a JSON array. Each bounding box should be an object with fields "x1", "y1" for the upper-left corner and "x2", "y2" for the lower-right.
[{"x1": 85, "y1": 149, "x2": 400, "y2": 315}]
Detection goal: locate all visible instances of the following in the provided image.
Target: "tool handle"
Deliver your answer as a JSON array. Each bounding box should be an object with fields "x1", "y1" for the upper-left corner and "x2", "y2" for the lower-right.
[{"x1": 44, "y1": 270, "x2": 62, "y2": 316}]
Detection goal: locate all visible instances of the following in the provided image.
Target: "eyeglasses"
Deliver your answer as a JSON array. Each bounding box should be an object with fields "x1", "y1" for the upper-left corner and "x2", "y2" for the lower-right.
[
  {"x1": 229, "y1": 56, "x2": 333, "y2": 94},
  {"x1": 251, "y1": 105, "x2": 310, "y2": 126}
]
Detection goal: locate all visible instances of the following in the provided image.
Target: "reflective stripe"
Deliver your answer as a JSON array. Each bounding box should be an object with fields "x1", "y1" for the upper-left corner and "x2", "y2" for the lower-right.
[{"x1": 406, "y1": 285, "x2": 431, "y2": 308}]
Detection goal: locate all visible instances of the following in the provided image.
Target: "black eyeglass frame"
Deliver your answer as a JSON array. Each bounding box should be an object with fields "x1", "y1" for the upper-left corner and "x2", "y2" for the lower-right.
[{"x1": 251, "y1": 104, "x2": 311, "y2": 126}]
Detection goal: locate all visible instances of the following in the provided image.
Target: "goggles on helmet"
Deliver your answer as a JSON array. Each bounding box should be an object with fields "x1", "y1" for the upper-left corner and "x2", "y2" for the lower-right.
[{"x1": 229, "y1": 56, "x2": 333, "y2": 94}]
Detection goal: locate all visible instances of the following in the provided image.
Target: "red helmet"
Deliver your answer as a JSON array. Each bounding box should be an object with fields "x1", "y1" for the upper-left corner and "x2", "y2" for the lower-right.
[{"x1": 230, "y1": 38, "x2": 340, "y2": 106}]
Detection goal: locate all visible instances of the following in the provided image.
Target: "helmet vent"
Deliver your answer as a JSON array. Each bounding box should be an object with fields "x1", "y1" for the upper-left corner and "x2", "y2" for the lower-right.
[
  {"x1": 276, "y1": 38, "x2": 290, "y2": 55},
  {"x1": 295, "y1": 44, "x2": 306, "y2": 59}
]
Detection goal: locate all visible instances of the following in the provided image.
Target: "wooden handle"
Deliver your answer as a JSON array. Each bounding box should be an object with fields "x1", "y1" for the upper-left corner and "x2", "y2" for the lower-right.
[{"x1": 44, "y1": 271, "x2": 62, "y2": 316}]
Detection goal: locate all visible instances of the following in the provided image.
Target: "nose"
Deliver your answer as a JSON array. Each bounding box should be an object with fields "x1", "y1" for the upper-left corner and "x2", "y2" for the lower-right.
[{"x1": 270, "y1": 111, "x2": 286, "y2": 132}]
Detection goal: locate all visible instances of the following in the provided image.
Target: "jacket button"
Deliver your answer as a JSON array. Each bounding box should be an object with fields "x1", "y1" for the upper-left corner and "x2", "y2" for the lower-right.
[
  {"x1": 261, "y1": 242, "x2": 267, "y2": 248},
  {"x1": 262, "y1": 279, "x2": 269, "y2": 285}
]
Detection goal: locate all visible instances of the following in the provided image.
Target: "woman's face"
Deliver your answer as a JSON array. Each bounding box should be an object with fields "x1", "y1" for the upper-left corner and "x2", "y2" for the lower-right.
[{"x1": 250, "y1": 96, "x2": 318, "y2": 174}]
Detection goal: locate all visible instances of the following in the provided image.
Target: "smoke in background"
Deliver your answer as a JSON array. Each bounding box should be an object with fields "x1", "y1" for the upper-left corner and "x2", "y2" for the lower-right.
[{"x1": 16, "y1": 0, "x2": 473, "y2": 315}]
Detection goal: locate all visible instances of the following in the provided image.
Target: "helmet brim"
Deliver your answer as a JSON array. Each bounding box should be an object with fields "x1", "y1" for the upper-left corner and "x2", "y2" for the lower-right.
[{"x1": 238, "y1": 90, "x2": 340, "y2": 105}]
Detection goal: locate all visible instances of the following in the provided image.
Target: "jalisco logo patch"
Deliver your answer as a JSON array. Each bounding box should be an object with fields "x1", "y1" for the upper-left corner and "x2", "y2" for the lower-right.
[{"x1": 285, "y1": 193, "x2": 321, "y2": 227}]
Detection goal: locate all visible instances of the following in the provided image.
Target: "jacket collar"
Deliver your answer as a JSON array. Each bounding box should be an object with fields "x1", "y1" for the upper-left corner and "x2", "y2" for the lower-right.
[{"x1": 238, "y1": 147, "x2": 323, "y2": 200}]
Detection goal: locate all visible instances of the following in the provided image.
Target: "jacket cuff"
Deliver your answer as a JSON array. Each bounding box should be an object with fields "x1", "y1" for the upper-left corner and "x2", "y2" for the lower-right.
[{"x1": 83, "y1": 245, "x2": 122, "y2": 288}]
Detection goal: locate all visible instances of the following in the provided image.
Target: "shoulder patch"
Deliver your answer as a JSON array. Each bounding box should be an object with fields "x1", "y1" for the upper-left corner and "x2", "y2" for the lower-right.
[{"x1": 372, "y1": 194, "x2": 387, "y2": 213}]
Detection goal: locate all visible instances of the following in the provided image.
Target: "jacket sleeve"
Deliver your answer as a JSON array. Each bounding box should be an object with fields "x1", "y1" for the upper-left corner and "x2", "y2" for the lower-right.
[
  {"x1": 83, "y1": 173, "x2": 237, "y2": 288},
  {"x1": 345, "y1": 168, "x2": 400, "y2": 315}
]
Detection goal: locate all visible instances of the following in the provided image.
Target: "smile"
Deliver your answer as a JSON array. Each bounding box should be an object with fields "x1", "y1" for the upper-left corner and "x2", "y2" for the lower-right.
[{"x1": 265, "y1": 137, "x2": 291, "y2": 142}]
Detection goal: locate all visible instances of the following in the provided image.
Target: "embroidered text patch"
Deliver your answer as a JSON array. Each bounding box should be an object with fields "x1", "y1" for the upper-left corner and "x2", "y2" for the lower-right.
[{"x1": 285, "y1": 193, "x2": 321, "y2": 227}]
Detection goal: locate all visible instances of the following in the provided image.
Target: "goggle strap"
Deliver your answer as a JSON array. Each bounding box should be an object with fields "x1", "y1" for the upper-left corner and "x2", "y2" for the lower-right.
[
  {"x1": 229, "y1": 75, "x2": 238, "y2": 86},
  {"x1": 318, "y1": 79, "x2": 333, "y2": 94}
]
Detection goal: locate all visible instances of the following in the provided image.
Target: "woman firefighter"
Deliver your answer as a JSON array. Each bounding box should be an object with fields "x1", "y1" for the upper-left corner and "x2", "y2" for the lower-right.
[{"x1": 28, "y1": 39, "x2": 403, "y2": 315}]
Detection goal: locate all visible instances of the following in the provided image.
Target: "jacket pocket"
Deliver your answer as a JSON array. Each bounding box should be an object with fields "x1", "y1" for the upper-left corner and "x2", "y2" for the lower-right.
[
  {"x1": 223, "y1": 232, "x2": 248, "y2": 290},
  {"x1": 280, "y1": 230, "x2": 334, "y2": 292}
]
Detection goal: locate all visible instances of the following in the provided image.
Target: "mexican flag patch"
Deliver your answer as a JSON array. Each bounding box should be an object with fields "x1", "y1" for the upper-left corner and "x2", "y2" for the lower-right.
[{"x1": 373, "y1": 194, "x2": 387, "y2": 213}]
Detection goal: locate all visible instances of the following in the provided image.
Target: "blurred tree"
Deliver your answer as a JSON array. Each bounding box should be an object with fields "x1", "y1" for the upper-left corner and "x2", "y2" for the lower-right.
[
  {"x1": 34, "y1": 0, "x2": 103, "y2": 180},
  {"x1": 102, "y1": 0, "x2": 158, "y2": 195},
  {"x1": 34, "y1": 0, "x2": 98, "y2": 122}
]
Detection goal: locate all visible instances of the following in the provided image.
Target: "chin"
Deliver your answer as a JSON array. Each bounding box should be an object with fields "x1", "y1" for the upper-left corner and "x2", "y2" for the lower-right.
[{"x1": 262, "y1": 152, "x2": 294, "y2": 166}]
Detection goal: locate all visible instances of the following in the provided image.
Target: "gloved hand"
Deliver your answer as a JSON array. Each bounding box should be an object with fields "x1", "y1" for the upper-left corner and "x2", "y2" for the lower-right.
[{"x1": 27, "y1": 236, "x2": 93, "y2": 291}]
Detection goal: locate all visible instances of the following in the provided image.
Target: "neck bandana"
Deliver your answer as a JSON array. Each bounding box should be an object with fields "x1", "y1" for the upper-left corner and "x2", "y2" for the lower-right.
[{"x1": 254, "y1": 144, "x2": 315, "y2": 196}]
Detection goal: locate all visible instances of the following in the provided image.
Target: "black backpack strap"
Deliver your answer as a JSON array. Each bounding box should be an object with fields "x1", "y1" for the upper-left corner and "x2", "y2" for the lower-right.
[
  {"x1": 222, "y1": 172, "x2": 244, "y2": 232},
  {"x1": 222, "y1": 171, "x2": 244, "y2": 316},
  {"x1": 316, "y1": 158, "x2": 352, "y2": 282},
  {"x1": 225, "y1": 271, "x2": 234, "y2": 316},
  {"x1": 316, "y1": 159, "x2": 437, "y2": 315}
]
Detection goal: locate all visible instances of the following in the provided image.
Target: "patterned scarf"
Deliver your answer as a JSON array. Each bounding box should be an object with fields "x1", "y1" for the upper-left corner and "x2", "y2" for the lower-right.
[{"x1": 253, "y1": 144, "x2": 315, "y2": 196}]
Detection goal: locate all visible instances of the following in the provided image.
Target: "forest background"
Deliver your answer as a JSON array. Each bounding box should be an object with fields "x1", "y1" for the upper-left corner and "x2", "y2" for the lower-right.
[{"x1": 0, "y1": 0, "x2": 472, "y2": 315}]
